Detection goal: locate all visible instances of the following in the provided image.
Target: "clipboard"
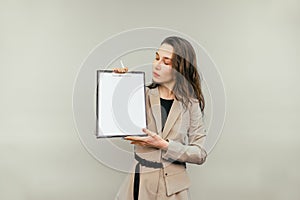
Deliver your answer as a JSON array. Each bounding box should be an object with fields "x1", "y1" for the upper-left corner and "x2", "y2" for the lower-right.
[{"x1": 96, "y1": 69, "x2": 148, "y2": 138}]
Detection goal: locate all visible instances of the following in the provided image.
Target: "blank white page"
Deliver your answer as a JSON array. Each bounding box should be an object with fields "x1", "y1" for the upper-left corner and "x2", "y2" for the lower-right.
[{"x1": 96, "y1": 70, "x2": 147, "y2": 138}]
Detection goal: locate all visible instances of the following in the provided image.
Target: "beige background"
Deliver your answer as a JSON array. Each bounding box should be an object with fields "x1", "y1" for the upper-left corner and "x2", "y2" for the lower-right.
[{"x1": 0, "y1": 0, "x2": 299, "y2": 199}]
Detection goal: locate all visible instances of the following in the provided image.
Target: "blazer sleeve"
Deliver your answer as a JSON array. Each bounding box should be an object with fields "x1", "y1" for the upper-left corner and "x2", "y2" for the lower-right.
[{"x1": 161, "y1": 99, "x2": 208, "y2": 165}]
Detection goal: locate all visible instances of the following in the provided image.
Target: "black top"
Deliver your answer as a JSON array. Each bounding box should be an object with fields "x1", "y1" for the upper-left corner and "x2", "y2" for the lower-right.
[{"x1": 160, "y1": 97, "x2": 174, "y2": 132}]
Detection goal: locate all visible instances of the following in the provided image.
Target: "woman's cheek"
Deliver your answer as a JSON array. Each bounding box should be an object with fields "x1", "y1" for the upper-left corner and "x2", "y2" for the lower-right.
[{"x1": 166, "y1": 66, "x2": 173, "y2": 76}]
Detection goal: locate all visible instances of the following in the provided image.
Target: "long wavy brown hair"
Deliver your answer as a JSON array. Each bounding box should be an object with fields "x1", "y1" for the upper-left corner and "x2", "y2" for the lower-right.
[{"x1": 147, "y1": 36, "x2": 205, "y2": 114}]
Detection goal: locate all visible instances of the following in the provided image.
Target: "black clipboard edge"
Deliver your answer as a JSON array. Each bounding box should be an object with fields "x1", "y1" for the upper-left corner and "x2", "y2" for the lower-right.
[
  {"x1": 95, "y1": 69, "x2": 148, "y2": 138},
  {"x1": 96, "y1": 133, "x2": 147, "y2": 139}
]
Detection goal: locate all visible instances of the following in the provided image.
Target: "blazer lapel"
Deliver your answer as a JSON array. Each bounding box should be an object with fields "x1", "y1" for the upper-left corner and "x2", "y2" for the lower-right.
[
  {"x1": 149, "y1": 87, "x2": 162, "y2": 136},
  {"x1": 162, "y1": 98, "x2": 181, "y2": 139},
  {"x1": 149, "y1": 87, "x2": 182, "y2": 139}
]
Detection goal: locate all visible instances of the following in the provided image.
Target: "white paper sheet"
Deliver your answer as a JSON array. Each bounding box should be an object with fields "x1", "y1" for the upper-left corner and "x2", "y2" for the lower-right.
[{"x1": 96, "y1": 70, "x2": 147, "y2": 138}]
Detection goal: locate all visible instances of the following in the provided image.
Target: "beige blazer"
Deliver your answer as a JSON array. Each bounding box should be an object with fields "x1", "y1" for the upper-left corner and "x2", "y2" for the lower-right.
[{"x1": 116, "y1": 86, "x2": 207, "y2": 199}]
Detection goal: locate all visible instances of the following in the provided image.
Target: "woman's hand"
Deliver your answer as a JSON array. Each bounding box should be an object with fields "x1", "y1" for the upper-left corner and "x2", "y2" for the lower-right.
[
  {"x1": 113, "y1": 67, "x2": 128, "y2": 73},
  {"x1": 124, "y1": 128, "x2": 169, "y2": 150}
]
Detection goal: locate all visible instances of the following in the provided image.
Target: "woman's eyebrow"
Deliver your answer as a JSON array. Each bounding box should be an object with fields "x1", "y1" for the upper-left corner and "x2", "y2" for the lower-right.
[{"x1": 156, "y1": 51, "x2": 171, "y2": 60}]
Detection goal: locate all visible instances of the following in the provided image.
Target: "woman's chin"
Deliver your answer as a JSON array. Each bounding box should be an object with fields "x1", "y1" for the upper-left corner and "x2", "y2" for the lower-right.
[{"x1": 153, "y1": 76, "x2": 163, "y2": 81}]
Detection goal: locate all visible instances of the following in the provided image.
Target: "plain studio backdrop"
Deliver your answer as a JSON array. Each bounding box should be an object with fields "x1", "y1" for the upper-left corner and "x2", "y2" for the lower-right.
[{"x1": 0, "y1": 0, "x2": 299, "y2": 199}]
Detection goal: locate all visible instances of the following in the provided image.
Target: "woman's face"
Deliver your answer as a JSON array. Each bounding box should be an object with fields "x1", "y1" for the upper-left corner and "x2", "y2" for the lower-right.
[{"x1": 152, "y1": 43, "x2": 175, "y2": 85}]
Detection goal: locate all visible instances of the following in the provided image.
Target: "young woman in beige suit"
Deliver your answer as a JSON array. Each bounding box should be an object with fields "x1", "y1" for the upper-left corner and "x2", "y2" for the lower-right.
[{"x1": 114, "y1": 36, "x2": 207, "y2": 200}]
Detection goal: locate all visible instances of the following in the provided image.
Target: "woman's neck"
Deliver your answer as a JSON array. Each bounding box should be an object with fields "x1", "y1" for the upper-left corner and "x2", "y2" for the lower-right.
[{"x1": 158, "y1": 85, "x2": 175, "y2": 100}]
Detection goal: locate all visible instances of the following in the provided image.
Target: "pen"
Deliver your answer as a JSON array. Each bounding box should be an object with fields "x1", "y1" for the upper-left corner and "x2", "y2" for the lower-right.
[{"x1": 120, "y1": 60, "x2": 125, "y2": 68}]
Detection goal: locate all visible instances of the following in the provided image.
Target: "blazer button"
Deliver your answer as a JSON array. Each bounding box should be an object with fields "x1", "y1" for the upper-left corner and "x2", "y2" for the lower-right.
[{"x1": 165, "y1": 173, "x2": 168, "y2": 176}]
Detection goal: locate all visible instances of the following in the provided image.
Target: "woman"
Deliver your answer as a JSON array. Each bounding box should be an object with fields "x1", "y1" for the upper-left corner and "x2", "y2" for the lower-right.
[{"x1": 114, "y1": 36, "x2": 207, "y2": 200}]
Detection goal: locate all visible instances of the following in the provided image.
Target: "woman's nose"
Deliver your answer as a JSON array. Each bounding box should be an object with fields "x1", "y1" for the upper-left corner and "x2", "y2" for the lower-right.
[
  {"x1": 155, "y1": 64, "x2": 161, "y2": 70},
  {"x1": 154, "y1": 59, "x2": 163, "y2": 70}
]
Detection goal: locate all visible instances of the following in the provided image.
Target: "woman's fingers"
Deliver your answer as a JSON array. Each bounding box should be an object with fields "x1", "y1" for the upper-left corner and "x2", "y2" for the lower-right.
[
  {"x1": 125, "y1": 129, "x2": 161, "y2": 148},
  {"x1": 123, "y1": 129, "x2": 156, "y2": 140},
  {"x1": 131, "y1": 141, "x2": 147, "y2": 146},
  {"x1": 113, "y1": 67, "x2": 128, "y2": 73},
  {"x1": 124, "y1": 136, "x2": 148, "y2": 142},
  {"x1": 142, "y1": 128, "x2": 156, "y2": 137}
]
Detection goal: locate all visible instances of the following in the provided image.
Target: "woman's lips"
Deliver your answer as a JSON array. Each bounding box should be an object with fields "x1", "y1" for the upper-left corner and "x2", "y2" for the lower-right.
[{"x1": 153, "y1": 72, "x2": 160, "y2": 77}]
